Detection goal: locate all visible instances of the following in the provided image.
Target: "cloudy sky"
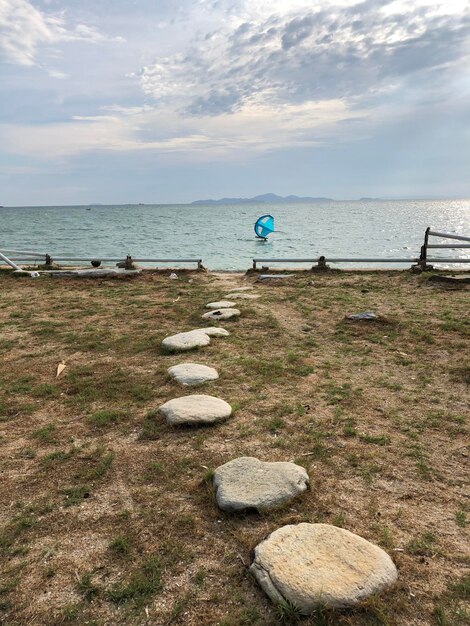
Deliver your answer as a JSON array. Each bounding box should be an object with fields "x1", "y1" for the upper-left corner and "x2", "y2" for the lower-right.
[{"x1": 1, "y1": 0, "x2": 469, "y2": 205}]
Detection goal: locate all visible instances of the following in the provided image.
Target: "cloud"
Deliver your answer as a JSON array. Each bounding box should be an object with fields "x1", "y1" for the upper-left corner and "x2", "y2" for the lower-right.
[
  {"x1": 1, "y1": 0, "x2": 469, "y2": 169},
  {"x1": 0, "y1": 97, "x2": 368, "y2": 159},
  {"x1": 138, "y1": 1, "x2": 470, "y2": 115},
  {"x1": 0, "y1": 0, "x2": 124, "y2": 66}
]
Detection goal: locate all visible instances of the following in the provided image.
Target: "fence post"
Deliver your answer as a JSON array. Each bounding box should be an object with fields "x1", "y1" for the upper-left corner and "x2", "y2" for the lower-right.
[
  {"x1": 312, "y1": 255, "x2": 329, "y2": 271},
  {"x1": 418, "y1": 227, "x2": 433, "y2": 271}
]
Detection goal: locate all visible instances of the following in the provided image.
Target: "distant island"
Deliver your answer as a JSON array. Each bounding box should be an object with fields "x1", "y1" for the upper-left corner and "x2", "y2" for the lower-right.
[{"x1": 191, "y1": 193, "x2": 333, "y2": 205}]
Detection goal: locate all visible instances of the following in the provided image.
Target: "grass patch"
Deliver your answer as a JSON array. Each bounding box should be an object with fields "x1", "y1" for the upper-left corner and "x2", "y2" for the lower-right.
[
  {"x1": 108, "y1": 555, "x2": 163, "y2": 606},
  {"x1": 77, "y1": 571, "x2": 99, "y2": 601},
  {"x1": 64, "y1": 365, "x2": 153, "y2": 406},
  {"x1": 109, "y1": 535, "x2": 132, "y2": 557},
  {"x1": 30, "y1": 423, "x2": 57, "y2": 444},
  {"x1": 138, "y1": 409, "x2": 162, "y2": 440},
  {"x1": 88, "y1": 409, "x2": 126, "y2": 428},
  {"x1": 407, "y1": 531, "x2": 438, "y2": 556},
  {"x1": 62, "y1": 485, "x2": 91, "y2": 507},
  {"x1": 40, "y1": 447, "x2": 76, "y2": 467}
]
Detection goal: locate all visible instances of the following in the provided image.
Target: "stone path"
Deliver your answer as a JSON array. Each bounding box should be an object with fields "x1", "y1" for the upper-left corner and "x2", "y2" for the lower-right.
[
  {"x1": 202, "y1": 308, "x2": 240, "y2": 321},
  {"x1": 168, "y1": 363, "x2": 219, "y2": 386},
  {"x1": 156, "y1": 274, "x2": 397, "y2": 615},
  {"x1": 250, "y1": 523, "x2": 398, "y2": 613},
  {"x1": 224, "y1": 293, "x2": 259, "y2": 300},
  {"x1": 206, "y1": 300, "x2": 236, "y2": 309},
  {"x1": 212, "y1": 457, "x2": 309, "y2": 512},
  {"x1": 162, "y1": 330, "x2": 211, "y2": 352},
  {"x1": 228, "y1": 287, "x2": 252, "y2": 291},
  {"x1": 194, "y1": 327, "x2": 230, "y2": 337},
  {"x1": 346, "y1": 311, "x2": 378, "y2": 320},
  {"x1": 162, "y1": 327, "x2": 229, "y2": 351},
  {"x1": 159, "y1": 394, "x2": 232, "y2": 425}
]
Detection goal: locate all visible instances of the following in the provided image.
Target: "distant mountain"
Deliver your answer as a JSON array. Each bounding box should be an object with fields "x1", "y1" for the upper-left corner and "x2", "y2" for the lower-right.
[{"x1": 191, "y1": 193, "x2": 333, "y2": 205}]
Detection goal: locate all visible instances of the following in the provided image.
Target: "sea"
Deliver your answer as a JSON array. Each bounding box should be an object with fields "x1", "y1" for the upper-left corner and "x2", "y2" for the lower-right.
[{"x1": 1, "y1": 200, "x2": 469, "y2": 270}]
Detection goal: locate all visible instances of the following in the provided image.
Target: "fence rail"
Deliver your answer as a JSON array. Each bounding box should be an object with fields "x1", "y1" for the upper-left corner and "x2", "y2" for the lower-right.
[
  {"x1": 1, "y1": 251, "x2": 204, "y2": 270},
  {"x1": 428, "y1": 230, "x2": 470, "y2": 242},
  {"x1": 253, "y1": 227, "x2": 470, "y2": 270},
  {"x1": 417, "y1": 228, "x2": 470, "y2": 270}
]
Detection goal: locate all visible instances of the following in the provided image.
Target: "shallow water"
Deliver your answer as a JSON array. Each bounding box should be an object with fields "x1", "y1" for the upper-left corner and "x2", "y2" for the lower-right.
[{"x1": 1, "y1": 200, "x2": 469, "y2": 270}]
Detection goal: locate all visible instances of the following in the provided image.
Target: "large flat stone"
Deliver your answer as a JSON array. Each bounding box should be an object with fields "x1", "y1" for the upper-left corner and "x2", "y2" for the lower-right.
[
  {"x1": 201, "y1": 308, "x2": 240, "y2": 321},
  {"x1": 159, "y1": 394, "x2": 232, "y2": 425},
  {"x1": 213, "y1": 457, "x2": 309, "y2": 512},
  {"x1": 162, "y1": 330, "x2": 210, "y2": 352},
  {"x1": 168, "y1": 363, "x2": 219, "y2": 386},
  {"x1": 227, "y1": 287, "x2": 253, "y2": 291},
  {"x1": 225, "y1": 293, "x2": 260, "y2": 300},
  {"x1": 162, "y1": 327, "x2": 229, "y2": 351},
  {"x1": 206, "y1": 301, "x2": 237, "y2": 309},
  {"x1": 250, "y1": 523, "x2": 398, "y2": 613},
  {"x1": 194, "y1": 327, "x2": 230, "y2": 337},
  {"x1": 346, "y1": 311, "x2": 378, "y2": 321}
]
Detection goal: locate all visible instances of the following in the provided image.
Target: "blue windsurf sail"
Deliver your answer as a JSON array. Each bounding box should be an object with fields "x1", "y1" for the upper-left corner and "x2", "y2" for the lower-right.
[{"x1": 254, "y1": 214, "x2": 274, "y2": 239}]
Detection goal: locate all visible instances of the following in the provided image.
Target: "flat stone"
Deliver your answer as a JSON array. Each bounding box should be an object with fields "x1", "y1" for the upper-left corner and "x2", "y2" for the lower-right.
[
  {"x1": 49, "y1": 269, "x2": 142, "y2": 278},
  {"x1": 162, "y1": 327, "x2": 230, "y2": 351},
  {"x1": 202, "y1": 308, "x2": 240, "y2": 321},
  {"x1": 213, "y1": 457, "x2": 309, "y2": 512},
  {"x1": 168, "y1": 363, "x2": 219, "y2": 386},
  {"x1": 257, "y1": 274, "x2": 294, "y2": 280},
  {"x1": 347, "y1": 311, "x2": 378, "y2": 320},
  {"x1": 162, "y1": 330, "x2": 211, "y2": 352},
  {"x1": 206, "y1": 300, "x2": 237, "y2": 309},
  {"x1": 159, "y1": 394, "x2": 232, "y2": 425},
  {"x1": 224, "y1": 293, "x2": 260, "y2": 300},
  {"x1": 250, "y1": 523, "x2": 398, "y2": 613},
  {"x1": 194, "y1": 327, "x2": 230, "y2": 337},
  {"x1": 227, "y1": 287, "x2": 252, "y2": 291},
  {"x1": 429, "y1": 273, "x2": 470, "y2": 285}
]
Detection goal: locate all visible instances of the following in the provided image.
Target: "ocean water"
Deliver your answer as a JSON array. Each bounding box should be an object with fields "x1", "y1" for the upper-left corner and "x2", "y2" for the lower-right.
[{"x1": 1, "y1": 200, "x2": 469, "y2": 270}]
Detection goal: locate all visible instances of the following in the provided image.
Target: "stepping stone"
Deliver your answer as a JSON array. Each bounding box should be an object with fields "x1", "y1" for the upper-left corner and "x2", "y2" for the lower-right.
[
  {"x1": 202, "y1": 308, "x2": 240, "y2": 321},
  {"x1": 250, "y1": 523, "x2": 398, "y2": 613},
  {"x1": 224, "y1": 293, "x2": 260, "y2": 300},
  {"x1": 162, "y1": 330, "x2": 211, "y2": 352},
  {"x1": 257, "y1": 274, "x2": 294, "y2": 280},
  {"x1": 162, "y1": 327, "x2": 230, "y2": 351},
  {"x1": 159, "y1": 394, "x2": 232, "y2": 425},
  {"x1": 206, "y1": 300, "x2": 236, "y2": 309},
  {"x1": 194, "y1": 327, "x2": 230, "y2": 337},
  {"x1": 168, "y1": 363, "x2": 219, "y2": 386},
  {"x1": 429, "y1": 274, "x2": 470, "y2": 285},
  {"x1": 346, "y1": 311, "x2": 378, "y2": 321},
  {"x1": 212, "y1": 457, "x2": 309, "y2": 512}
]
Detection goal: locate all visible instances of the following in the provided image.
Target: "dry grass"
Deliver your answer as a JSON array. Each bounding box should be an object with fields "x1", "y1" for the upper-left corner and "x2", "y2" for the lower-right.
[{"x1": 0, "y1": 268, "x2": 468, "y2": 626}]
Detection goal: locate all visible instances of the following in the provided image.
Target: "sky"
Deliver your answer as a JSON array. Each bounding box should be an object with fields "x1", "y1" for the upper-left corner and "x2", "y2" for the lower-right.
[{"x1": 1, "y1": 0, "x2": 469, "y2": 205}]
